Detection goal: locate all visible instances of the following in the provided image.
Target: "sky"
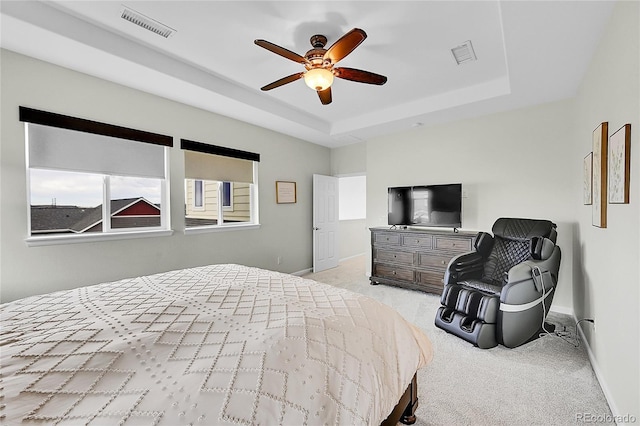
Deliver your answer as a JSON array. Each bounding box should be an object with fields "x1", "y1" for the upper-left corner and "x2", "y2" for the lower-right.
[{"x1": 30, "y1": 169, "x2": 162, "y2": 207}]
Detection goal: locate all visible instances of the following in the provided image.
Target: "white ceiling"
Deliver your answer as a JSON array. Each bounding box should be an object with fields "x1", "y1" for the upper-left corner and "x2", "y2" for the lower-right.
[{"x1": 1, "y1": 1, "x2": 614, "y2": 148}]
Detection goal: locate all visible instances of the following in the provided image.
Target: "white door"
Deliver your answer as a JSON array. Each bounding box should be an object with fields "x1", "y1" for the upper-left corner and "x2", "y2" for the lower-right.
[{"x1": 313, "y1": 174, "x2": 339, "y2": 272}]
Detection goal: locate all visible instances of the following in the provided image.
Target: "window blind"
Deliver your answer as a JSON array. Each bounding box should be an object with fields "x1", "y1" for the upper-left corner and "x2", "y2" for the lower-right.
[
  {"x1": 20, "y1": 107, "x2": 172, "y2": 179},
  {"x1": 28, "y1": 123, "x2": 166, "y2": 179},
  {"x1": 181, "y1": 139, "x2": 259, "y2": 184}
]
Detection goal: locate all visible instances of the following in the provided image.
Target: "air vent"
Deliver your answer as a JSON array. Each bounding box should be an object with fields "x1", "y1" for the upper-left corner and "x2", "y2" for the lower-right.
[
  {"x1": 451, "y1": 40, "x2": 477, "y2": 65},
  {"x1": 121, "y1": 6, "x2": 176, "y2": 38}
]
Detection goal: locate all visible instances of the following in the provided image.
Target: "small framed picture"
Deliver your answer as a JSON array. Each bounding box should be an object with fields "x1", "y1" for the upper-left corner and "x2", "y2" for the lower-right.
[
  {"x1": 592, "y1": 122, "x2": 608, "y2": 228},
  {"x1": 583, "y1": 152, "x2": 592, "y2": 205},
  {"x1": 608, "y1": 124, "x2": 631, "y2": 204},
  {"x1": 276, "y1": 181, "x2": 297, "y2": 204}
]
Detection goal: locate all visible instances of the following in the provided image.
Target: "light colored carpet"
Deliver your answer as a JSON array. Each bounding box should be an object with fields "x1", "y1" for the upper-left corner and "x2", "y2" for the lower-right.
[{"x1": 304, "y1": 255, "x2": 612, "y2": 426}]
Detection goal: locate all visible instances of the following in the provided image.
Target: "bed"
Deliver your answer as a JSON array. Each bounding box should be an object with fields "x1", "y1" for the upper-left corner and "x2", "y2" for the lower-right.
[{"x1": 0, "y1": 264, "x2": 433, "y2": 425}]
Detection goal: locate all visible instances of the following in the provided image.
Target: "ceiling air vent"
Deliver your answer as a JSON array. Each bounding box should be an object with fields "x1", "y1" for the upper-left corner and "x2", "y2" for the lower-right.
[
  {"x1": 451, "y1": 40, "x2": 477, "y2": 65},
  {"x1": 120, "y1": 6, "x2": 176, "y2": 38}
]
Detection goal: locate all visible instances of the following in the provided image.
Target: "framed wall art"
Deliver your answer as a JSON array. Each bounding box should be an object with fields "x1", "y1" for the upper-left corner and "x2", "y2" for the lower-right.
[
  {"x1": 583, "y1": 152, "x2": 593, "y2": 205},
  {"x1": 608, "y1": 123, "x2": 631, "y2": 204},
  {"x1": 592, "y1": 122, "x2": 608, "y2": 228},
  {"x1": 276, "y1": 181, "x2": 297, "y2": 204}
]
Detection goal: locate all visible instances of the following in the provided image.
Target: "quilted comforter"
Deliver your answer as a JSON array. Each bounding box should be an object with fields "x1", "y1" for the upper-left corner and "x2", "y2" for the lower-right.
[{"x1": 0, "y1": 264, "x2": 432, "y2": 425}]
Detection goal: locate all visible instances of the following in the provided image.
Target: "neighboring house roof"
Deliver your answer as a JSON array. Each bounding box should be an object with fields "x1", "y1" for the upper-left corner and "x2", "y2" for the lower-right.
[
  {"x1": 31, "y1": 198, "x2": 160, "y2": 233},
  {"x1": 30, "y1": 206, "x2": 91, "y2": 233}
]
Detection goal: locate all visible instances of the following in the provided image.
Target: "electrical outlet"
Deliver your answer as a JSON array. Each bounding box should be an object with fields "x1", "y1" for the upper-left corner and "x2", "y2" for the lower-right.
[{"x1": 585, "y1": 318, "x2": 596, "y2": 332}]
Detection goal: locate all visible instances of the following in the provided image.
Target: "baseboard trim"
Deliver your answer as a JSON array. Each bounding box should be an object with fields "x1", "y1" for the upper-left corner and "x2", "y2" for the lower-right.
[
  {"x1": 291, "y1": 268, "x2": 312, "y2": 276},
  {"x1": 549, "y1": 304, "x2": 573, "y2": 316},
  {"x1": 574, "y1": 314, "x2": 623, "y2": 423},
  {"x1": 294, "y1": 254, "x2": 366, "y2": 277},
  {"x1": 339, "y1": 253, "x2": 366, "y2": 262}
]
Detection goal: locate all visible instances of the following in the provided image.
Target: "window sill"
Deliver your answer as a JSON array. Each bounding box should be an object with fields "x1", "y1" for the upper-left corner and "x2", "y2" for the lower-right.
[
  {"x1": 184, "y1": 223, "x2": 261, "y2": 235},
  {"x1": 26, "y1": 229, "x2": 174, "y2": 247}
]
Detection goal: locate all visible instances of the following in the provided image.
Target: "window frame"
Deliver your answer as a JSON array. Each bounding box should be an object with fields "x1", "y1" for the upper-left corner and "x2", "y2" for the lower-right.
[
  {"x1": 21, "y1": 107, "x2": 173, "y2": 246},
  {"x1": 181, "y1": 139, "x2": 260, "y2": 234}
]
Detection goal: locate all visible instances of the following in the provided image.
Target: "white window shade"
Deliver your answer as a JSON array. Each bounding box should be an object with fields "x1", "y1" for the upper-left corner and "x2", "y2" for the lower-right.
[
  {"x1": 28, "y1": 123, "x2": 166, "y2": 179},
  {"x1": 184, "y1": 150, "x2": 254, "y2": 184},
  {"x1": 182, "y1": 138, "x2": 259, "y2": 184}
]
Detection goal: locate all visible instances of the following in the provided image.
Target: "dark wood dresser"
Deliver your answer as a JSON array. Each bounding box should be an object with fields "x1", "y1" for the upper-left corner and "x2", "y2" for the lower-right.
[{"x1": 370, "y1": 227, "x2": 477, "y2": 294}]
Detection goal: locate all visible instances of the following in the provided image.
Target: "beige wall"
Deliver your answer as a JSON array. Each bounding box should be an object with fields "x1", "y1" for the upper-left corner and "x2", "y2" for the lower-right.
[
  {"x1": 331, "y1": 141, "x2": 366, "y2": 176},
  {"x1": 0, "y1": 49, "x2": 331, "y2": 302},
  {"x1": 331, "y1": 142, "x2": 369, "y2": 262},
  {"x1": 571, "y1": 1, "x2": 639, "y2": 418},
  {"x1": 338, "y1": 219, "x2": 368, "y2": 260}
]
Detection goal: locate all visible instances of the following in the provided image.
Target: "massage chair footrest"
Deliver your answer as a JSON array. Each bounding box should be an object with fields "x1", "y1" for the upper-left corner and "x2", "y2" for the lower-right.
[
  {"x1": 435, "y1": 306, "x2": 498, "y2": 349},
  {"x1": 441, "y1": 284, "x2": 500, "y2": 324}
]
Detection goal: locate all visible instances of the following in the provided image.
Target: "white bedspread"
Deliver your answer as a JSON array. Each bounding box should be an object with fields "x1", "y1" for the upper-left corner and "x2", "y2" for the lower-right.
[{"x1": 1, "y1": 264, "x2": 432, "y2": 425}]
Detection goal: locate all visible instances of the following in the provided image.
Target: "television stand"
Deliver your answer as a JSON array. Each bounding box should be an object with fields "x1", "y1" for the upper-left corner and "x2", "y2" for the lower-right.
[{"x1": 370, "y1": 227, "x2": 476, "y2": 294}]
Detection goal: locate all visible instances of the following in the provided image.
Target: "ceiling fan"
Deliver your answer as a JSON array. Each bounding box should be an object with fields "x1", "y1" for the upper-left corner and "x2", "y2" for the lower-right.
[{"x1": 254, "y1": 28, "x2": 387, "y2": 105}]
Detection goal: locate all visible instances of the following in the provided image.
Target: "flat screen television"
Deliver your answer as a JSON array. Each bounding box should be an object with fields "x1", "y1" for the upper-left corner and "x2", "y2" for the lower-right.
[{"x1": 388, "y1": 183, "x2": 462, "y2": 229}]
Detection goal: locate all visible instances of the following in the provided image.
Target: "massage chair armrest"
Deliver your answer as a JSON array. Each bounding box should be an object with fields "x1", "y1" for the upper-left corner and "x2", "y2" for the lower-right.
[
  {"x1": 506, "y1": 249, "x2": 560, "y2": 295},
  {"x1": 502, "y1": 263, "x2": 548, "y2": 305},
  {"x1": 444, "y1": 252, "x2": 485, "y2": 284},
  {"x1": 474, "y1": 232, "x2": 494, "y2": 257}
]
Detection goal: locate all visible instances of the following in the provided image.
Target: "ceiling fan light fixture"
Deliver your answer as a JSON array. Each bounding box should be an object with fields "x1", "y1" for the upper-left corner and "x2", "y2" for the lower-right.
[{"x1": 304, "y1": 68, "x2": 334, "y2": 91}]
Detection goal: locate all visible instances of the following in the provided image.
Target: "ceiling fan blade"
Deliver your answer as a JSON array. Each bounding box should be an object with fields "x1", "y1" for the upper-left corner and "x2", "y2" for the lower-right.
[
  {"x1": 324, "y1": 28, "x2": 367, "y2": 65},
  {"x1": 317, "y1": 87, "x2": 332, "y2": 105},
  {"x1": 334, "y1": 67, "x2": 387, "y2": 85},
  {"x1": 254, "y1": 39, "x2": 308, "y2": 65},
  {"x1": 260, "y1": 72, "x2": 305, "y2": 91}
]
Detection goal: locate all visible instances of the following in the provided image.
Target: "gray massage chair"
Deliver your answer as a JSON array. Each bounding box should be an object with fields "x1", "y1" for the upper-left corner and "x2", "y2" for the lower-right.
[{"x1": 434, "y1": 218, "x2": 561, "y2": 349}]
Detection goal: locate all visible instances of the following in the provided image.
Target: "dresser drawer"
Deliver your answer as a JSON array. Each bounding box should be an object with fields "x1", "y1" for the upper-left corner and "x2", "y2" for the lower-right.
[
  {"x1": 401, "y1": 234, "x2": 432, "y2": 248},
  {"x1": 370, "y1": 227, "x2": 475, "y2": 295},
  {"x1": 375, "y1": 249, "x2": 414, "y2": 265},
  {"x1": 374, "y1": 232, "x2": 401, "y2": 246},
  {"x1": 417, "y1": 270, "x2": 445, "y2": 287},
  {"x1": 434, "y1": 236, "x2": 472, "y2": 252},
  {"x1": 418, "y1": 253, "x2": 452, "y2": 269},
  {"x1": 374, "y1": 264, "x2": 414, "y2": 282}
]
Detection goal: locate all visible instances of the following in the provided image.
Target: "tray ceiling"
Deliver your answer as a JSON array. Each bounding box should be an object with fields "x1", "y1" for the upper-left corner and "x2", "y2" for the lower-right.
[{"x1": 0, "y1": 1, "x2": 614, "y2": 147}]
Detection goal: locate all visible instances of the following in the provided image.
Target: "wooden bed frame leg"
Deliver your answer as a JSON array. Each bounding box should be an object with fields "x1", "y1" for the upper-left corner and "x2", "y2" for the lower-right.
[
  {"x1": 380, "y1": 373, "x2": 418, "y2": 426},
  {"x1": 400, "y1": 373, "x2": 418, "y2": 425}
]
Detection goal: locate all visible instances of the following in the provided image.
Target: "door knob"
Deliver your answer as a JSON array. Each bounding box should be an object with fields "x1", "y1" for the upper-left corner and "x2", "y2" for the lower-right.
[{"x1": 313, "y1": 227, "x2": 320, "y2": 231}]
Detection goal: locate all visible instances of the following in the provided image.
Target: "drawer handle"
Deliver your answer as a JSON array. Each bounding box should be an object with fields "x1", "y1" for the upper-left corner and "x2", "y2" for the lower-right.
[
  {"x1": 441, "y1": 260, "x2": 446, "y2": 265},
  {"x1": 392, "y1": 271, "x2": 397, "y2": 275}
]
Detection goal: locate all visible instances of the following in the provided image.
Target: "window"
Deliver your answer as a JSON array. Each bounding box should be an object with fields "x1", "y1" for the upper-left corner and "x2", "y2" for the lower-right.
[
  {"x1": 194, "y1": 180, "x2": 204, "y2": 209},
  {"x1": 182, "y1": 139, "x2": 259, "y2": 231},
  {"x1": 222, "y1": 181, "x2": 233, "y2": 210},
  {"x1": 21, "y1": 107, "x2": 172, "y2": 244}
]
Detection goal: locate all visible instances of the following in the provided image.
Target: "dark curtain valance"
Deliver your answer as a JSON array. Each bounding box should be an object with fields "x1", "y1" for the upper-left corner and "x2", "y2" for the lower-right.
[
  {"x1": 19, "y1": 106, "x2": 173, "y2": 147},
  {"x1": 180, "y1": 139, "x2": 260, "y2": 162}
]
